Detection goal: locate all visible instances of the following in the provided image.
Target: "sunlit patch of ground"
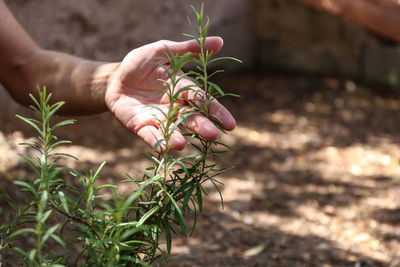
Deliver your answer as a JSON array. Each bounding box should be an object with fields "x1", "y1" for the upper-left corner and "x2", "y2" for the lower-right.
[{"x1": 1, "y1": 73, "x2": 400, "y2": 266}]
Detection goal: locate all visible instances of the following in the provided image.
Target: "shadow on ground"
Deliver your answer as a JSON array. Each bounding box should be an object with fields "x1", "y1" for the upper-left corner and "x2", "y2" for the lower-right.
[{"x1": 1, "y1": 72, "x2": 400, "y2": 265}]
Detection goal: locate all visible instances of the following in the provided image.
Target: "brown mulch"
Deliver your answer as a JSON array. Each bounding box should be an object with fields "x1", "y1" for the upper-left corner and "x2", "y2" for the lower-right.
[{"x1": 1, "y1": 73, "x2": 400, "y2": 266}]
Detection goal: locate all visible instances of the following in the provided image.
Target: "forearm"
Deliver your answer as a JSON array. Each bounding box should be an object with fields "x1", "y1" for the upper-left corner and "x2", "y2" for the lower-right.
[
  {"x1": 295, "y1": 0, "x2": 400, "y2": 43},
  {"x1": 0, "y1": 0, "x2": 120, "y2": 115},
  {"x1": 4, "y1": 48, "x2": 120, "y2": 115}
]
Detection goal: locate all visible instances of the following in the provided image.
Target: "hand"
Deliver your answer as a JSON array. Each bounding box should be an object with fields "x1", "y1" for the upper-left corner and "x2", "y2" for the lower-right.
[{"x1": 105, "y1": 37, "x2": 236, "y2": 152}]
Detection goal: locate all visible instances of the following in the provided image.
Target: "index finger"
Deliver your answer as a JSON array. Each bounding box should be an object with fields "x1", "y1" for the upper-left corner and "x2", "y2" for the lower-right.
[
  {"x1": 179, "y1": 78, "x2": 236, "y2": 132},
  {"x1": 188, "y1": 89, "x2": 236, "y2": 131}
]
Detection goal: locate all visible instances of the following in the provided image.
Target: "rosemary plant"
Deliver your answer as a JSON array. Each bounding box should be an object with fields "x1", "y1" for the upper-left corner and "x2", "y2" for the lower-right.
[{"x1": 0, "y1": 4, "x2": 240, "y2": 266}]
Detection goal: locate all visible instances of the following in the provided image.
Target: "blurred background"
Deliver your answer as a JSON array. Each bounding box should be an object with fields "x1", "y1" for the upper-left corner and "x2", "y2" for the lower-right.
[{"x1": 1, "y1": 0, "x2": 400, "y2": 266}]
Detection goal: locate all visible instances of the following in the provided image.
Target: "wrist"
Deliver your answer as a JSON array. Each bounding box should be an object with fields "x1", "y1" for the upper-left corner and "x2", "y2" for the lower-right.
[{"x1": 90, "y1": 62, "x2": 120, "y2": 111}]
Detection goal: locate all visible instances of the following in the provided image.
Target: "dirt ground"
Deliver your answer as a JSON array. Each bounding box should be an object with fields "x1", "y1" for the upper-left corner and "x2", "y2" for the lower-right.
[
  {"x1": 1, "y1": 72, "x2": 400, "y2": 266},
  {"x1": 2, "y1": 1, "x2": 400, "y2": 266}
]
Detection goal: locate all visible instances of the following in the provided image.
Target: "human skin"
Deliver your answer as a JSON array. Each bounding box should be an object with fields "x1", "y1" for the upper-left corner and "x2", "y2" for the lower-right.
[
  {"x1": 0, "y1": 0, "x2": 236, "y2": 152},
  {"x1": 294, "y1": 0, "x2": 400, "y2": 43}
]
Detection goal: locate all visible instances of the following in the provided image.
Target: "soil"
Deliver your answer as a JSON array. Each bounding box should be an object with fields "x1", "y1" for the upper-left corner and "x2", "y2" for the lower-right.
[{"x1": 1, "y1": 72, "x2": 400, "y2": 266}]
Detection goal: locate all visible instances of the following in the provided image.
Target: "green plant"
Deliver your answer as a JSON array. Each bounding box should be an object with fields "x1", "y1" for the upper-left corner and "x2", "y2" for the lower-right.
[{"x1": 0, "y1": 4, "x2": 240, "y2": 266}]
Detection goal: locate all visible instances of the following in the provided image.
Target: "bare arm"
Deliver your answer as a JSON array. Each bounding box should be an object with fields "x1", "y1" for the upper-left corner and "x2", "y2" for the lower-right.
[
  {"x1": 15, "y1": 50, "x2": 120, "y2": 115},
  {"x1": 0, "y1": 0, "x2": 236, "y2": 151},
  {"x1": 295, "y1": 0, "x2": 400, "y2": 43},
  {"x1": 0, "y1": 0, "x2": 119, "y2": 115}
]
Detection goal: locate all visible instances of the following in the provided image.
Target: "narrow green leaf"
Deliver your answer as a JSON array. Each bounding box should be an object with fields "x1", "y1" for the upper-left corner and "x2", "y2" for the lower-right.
[
  {"x1": 28, "y1": 249, "x2": 37, "y2": 262},
  {"x1": 165, "y1": 191, "x2": 187, "y2": 236},
  {"x1": 208, "y1": 69, "x2": 225, "y2": 79},
  {"x1": 16, "y1": 115, "x2": 42, "y2": 135},
  {"x1": 93, "y1": 161, "x2": 106, "y2": 181},
  {"x1": 28, "y1": 92, "x2": 41, "y2": 110},
  {"x1": 50, "y1": 119, "x2": 76, "y2": 132},
  {"x1": 224, "y1": 93, "x2": 241, "y2": 98},
  {"x1": 58, "y1": 191, "x2": 70, "y2": 213},
  {"x1": 189, "y1": 198, "x2": 198, "y2": 236},
  {"x1": 116, "y1": 222, "x2": 138, "y2": 228},
  {"x1": 162, "y1": 217, "x2": 172, "y2": 254},
  {"x1": 50, "y1": 233, "x2": 66, "y2": 248},
  {"x1": 95, "y1": 184, "x2": 117, "y2": 191},
  {"x1": 198, "y1": 3, "x2": 203, "y2": 27},
  {"x1": 38, "y1": 209, "x2": 52, "y2": 224},
  {"x1": 85, "y1": 238, "x2": 98, "y2": 263},
  {"x1": 118, "y1": 176, "x2": 159, "y2": 221},
  {"x1": 173, "y1": 159, "x2": 189, "y2": 178},
  {"x1": 48, "y1": 140, "x2": 72, "y2": 151},
  {"x1": 146, "y1": 103, "x2": 169, "y2": 119},
  {"x1": 47, "y1": 167, "x2": 62, "y2": 181},
  {"x1": 0, "y1": 189, "x2": 18, "y2": 212},
  {"x1": 182, "y1": 33, "x2": 197, "y2": 39},
  {"x1": 196, "y1": 184, "x2": 203, "y2": 211},
  {"x1": 120, "y1": 227, "x2": 145, "y2": 240},
  {"x1": 209, "y1": 56, "x2": 243, "y2": 64},
  {"x1": 122, "y1": 240, "x2": 151, "y2": 246},
  {"x1": 208, "y1": 81, "x2": 225, "y2": 96},
  {"x1": 202, "y1": 17, "x2": 210, "y2": 38},
  {"x1": 18, "y1": 142, "x2": 43, "y2": 152},
  {"x1": 46, "y1": 101, "x2": 65, "y2": 121},
  {"x1": 41, "y1": 223, "x2": 60, "y2": 246},
  {"x1": 153, "y1": 138, "x2": 164, "y2": 152},
  {"x1": 137, "y1": 206, "x2": 160, "y2": 227},
  {"x1": 12, "y1": 247, "x2": 29, "y2": 258},
  {"x1": 14, "y1": 180, "x2": 38, "y2": 198},
  {"x1": 182, "y1": 183, "x2": 196, "y2": 213},
  {"x1": 45, "y1": 91, "x2": 52, "y2": 104},
  {"x1": 48, "y1": 152, "x2": 78, "y2": 160},
  {"x1": 209, "y1": 178, "x2": 224, "y2": 209},
  {"x1": 5, "y1": 228, "x2": 35, "y2": 241}
]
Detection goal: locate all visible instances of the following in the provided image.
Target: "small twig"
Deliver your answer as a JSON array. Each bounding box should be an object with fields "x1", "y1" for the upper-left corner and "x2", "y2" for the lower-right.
[{"x1": 48, "y1": 202, "x2": 102, "y2": 242}]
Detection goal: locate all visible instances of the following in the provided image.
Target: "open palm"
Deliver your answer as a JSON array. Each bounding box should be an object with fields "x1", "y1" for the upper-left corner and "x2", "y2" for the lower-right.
[{"x1": 105, "y1": 37, "x2": 236, "y2": 152}]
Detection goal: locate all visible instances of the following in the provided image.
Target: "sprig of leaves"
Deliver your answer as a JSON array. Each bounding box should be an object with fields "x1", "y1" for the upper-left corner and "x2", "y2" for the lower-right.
[
  {"x1": 141, "y1": 3, "x2": 242, "y2": 259},
  {"x1": 0, "y1": 4, "x2": 240, "y2": 266}
]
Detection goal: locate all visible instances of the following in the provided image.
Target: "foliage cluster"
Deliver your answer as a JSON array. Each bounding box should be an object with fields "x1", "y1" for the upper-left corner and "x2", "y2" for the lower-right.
[{"x1": 0, "y1": 5, "x2": 240, "y2": 266}]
